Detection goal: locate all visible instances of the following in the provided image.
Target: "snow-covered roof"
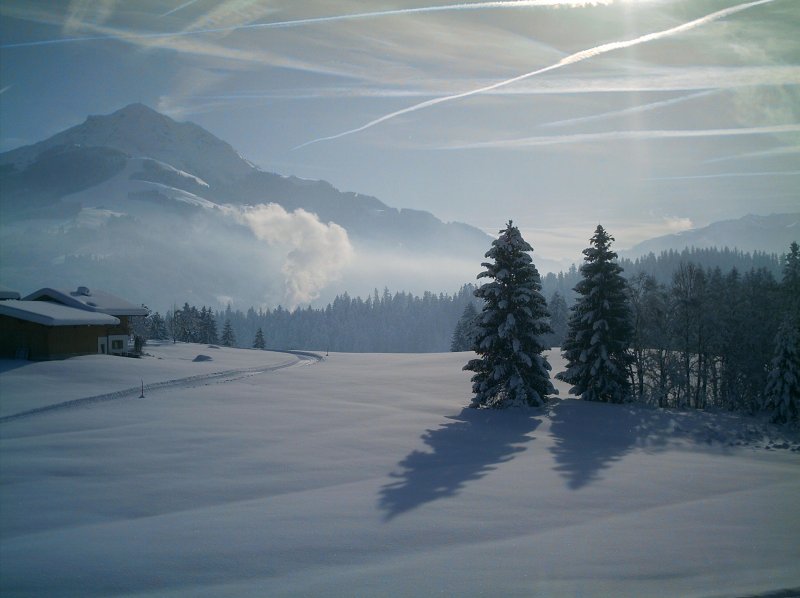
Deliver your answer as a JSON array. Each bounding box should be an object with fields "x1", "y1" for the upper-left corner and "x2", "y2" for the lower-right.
[
  {"x1": 0, "y1": 300, "x2": 120, "y2": 326},
  {"x1": 23, "y1": 287, "x2": 149, "y2": 316},
  {"x1": 0, "y1": 285, "x2": 21, "y2": 300}
]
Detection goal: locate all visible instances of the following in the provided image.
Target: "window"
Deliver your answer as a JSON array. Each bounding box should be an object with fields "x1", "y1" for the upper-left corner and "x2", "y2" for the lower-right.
[{"x1": 111, "y1": 340, "x2": 124, "y2": 351}]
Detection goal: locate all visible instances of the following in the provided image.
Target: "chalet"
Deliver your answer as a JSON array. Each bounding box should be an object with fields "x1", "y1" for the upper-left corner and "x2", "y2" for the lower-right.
[
  {"x1": 0, "y1": 286, "x2": 148, "y2": 360},
  {"x1": 0, "y1": 300, "x2": 122, "y2": 360}
]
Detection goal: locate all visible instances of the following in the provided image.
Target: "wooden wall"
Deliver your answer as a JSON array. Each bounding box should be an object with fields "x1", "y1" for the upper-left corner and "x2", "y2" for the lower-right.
[{"x1": 0, "y1": 316, "x2": 117, "y2": 360}]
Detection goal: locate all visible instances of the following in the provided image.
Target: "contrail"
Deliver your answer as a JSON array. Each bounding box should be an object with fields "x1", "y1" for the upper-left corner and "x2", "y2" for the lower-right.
[
  {"x1": 539, "y1": 90, "x2": 718, "y2": 128},
  {"x1": 441, "y1": 124, "x2": 800, "y2": 149},
  {"x1": 295, "y1": 0, "x2": 777, "y2": 149},
  {"x1": 646, "y1": 170, "x2": 800, "y2": 181},
  {"x1": 161, "y1": 0, "x2": 202, "y2": 18},
  {"x1": 704, "y1": 145, "x2": 800, "y2": 164},
  {"x1": 1, "y1": 1, "x2": 609, "y2": 49},
  {"x1": 199, "y1": 0, "x2": 612, "y2": 29}
]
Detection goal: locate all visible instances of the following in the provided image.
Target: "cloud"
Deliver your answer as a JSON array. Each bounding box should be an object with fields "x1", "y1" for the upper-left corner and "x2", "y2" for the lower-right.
[
  {"x1": 439, "y1": 124, "x2": 800, "y2": 150},
  {"x1": 0, "y1": 0, "x2": 612, "y2": 49},
  {"x1": 663, "y1": 217, "x2": 693, "y2": 231},
  {"x1": 172, "y1": 64, "x2": 800, "y2": 105},
  {"x1": 295, "y1": 0, "x2": 778, "y2": 148},
  {"x1": 236, "y1": 204, "x2": 354, "y2": 308},
  {"x1": 162, "y1": 64, "x2": 799, "y2": 121},
  {"x1": 0, "y1": 4, "x2": 360, "y2": 80}
]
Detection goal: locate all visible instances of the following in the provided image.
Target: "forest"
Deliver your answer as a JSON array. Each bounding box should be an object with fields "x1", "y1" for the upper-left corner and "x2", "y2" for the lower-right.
[
  {"x1": 135, "y1": 244, "x2": 797, "y2": 418},
  {"x1": 140, "y1": 286, "x2": 480, "y2": 354}
]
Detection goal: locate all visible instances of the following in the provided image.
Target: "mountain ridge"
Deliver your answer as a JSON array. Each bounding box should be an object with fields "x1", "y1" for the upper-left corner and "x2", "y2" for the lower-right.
[
  {"x1": 620, "y1": 213, "x2": 800, "y2": 259},
  {"x1": 0, "y1": 103, "x2": 490, "y2": 252}
]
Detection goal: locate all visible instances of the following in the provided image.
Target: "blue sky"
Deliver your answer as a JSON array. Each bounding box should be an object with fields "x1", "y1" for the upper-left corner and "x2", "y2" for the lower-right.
[{"x1": 1, "y1": 0, "x2": 798, "y2": 265}]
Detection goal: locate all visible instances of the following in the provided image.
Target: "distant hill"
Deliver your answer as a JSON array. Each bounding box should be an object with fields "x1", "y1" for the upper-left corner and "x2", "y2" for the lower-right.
[{"x1": 621, "y1": 213, "x2": 799, "y2": 259}]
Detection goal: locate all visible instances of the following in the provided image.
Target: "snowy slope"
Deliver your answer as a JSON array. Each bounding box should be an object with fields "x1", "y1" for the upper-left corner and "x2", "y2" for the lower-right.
[
  {"x1": 1, "y1": 347, "x2": 798, "y2": 597},
  {"x1": 60, "y1": 157, "x2": 221, "y2": 217}
]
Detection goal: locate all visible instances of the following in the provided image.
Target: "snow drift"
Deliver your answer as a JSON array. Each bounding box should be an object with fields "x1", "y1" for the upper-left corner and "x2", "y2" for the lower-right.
[{"x1": 0, "y1": 346, "x2": 798, "y2": 597}]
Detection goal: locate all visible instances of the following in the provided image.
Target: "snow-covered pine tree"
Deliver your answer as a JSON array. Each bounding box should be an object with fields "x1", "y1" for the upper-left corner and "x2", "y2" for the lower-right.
[
  {"x1": 763, "y1": 319, "x2": 800, "y2": 423},
  {"x1": 221, "y1": 319, "x2": 236, "y2": 347},
  {"x1": 450, "y1": 302, "x2": 479, "y2": 352},
  {"x1": 557, "y1": 225, "x2": 634, "y2": 403},
  {"x1": 199, "y1": 307, "x2": 219, "y2": 345},
  {"x1": 147, "y1": 312, "x2": 168, "y2": 340},
  {"x1": 253, "y1": 327, "x2": 266, "y2": 350},
  {"x1": 464, "y1": 221, "x2": 556, "y2": 408}
]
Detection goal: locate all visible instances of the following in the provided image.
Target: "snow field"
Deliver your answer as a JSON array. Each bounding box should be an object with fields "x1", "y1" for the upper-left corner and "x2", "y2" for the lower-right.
[
  {"x1": 0, "y1": 342, "x2": 298, "y2": 419},
  {"x1": 1, "y1": 345, "x2": 798, "y2": 597}
]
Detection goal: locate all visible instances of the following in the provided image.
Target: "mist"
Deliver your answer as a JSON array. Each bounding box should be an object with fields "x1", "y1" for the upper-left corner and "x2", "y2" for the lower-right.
[{"x1": 0, "y1": 201, "x2": 485, "y2": 315}]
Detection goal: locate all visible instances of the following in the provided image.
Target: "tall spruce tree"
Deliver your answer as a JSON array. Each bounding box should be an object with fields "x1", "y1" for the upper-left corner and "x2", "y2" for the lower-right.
[
  {"x1": 221, "y1": 319, "x2": 236, "y2": 347},
  {"x1": 450, "y1": 302, "x2": 479, "y2": 352},
  {"x1": 781, "y1": 241, "x2": 800, "y2": 318},
  {"x1": 557, "y1": 225, "x2": 633, "y2": 403},
  {"x1": 763, "y1": 319, "x2": 800, "y2": 423},
  {"x1": 253, "y1": 327, "x2": 266, "y2": 349},
  {"x1": 464, "y1": 221, "x2": 556, "y2": 408}
]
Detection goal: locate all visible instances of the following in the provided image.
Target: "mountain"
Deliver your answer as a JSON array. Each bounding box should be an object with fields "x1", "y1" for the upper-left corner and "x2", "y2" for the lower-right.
[
  {"x1": 0, "y1": 104, "x2": 491, "y2": 311},
  {"x1": 0, "y1": 103, "x2": 254, "y2": 185},
  {"x1": 0, "y1": 103, "x2": 489, "y2": 252},
  {"x1": 621, "y1": 213, "x2": 800, "y2": 259}
]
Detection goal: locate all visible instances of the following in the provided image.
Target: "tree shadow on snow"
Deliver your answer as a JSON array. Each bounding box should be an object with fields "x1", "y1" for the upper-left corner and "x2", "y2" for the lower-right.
[
  {"x1": 379, "y1": 407, "x2": 541, "y2": 520},
  {"x1": 547, "y1": 399, "x2": 671, "y2": 490}
]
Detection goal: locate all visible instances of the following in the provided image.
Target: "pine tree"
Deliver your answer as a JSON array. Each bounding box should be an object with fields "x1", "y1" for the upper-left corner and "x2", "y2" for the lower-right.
[
  {"x1": 557, "y1": 225, "x2": 633, "y2": 403},
  {"x1": 763, "y1": 319, "x2": 800, "y2": 423},
  {"x1": 253, "y1": 327, "x2": 266, "y2": 349},
  {"x1": 450, "y1": 302, "x2": 479, "y2": 352},
  {"x1": 221, "y1": 319, "x2": 236, "y2": 347},
  {"x1": 464, "y1": 221, "x2": 556, "y2": 408},
  {"x1": 199, "y1": 307, "x2": 219, "y2": 344},
  {"x1": 782, "y1": 241, "x2": 800, "y2": 315},
  {"x1": 147, "y1": 312, "x2": 168, "y2": 340},
  {"x1": 546, "y1": 291, "x2": 569, "y2": 348}
]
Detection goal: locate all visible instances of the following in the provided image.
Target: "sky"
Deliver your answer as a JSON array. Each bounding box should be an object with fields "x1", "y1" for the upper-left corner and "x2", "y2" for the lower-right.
[{"x1": 1, "y1": 0, "x2": 799, "y2": 266}]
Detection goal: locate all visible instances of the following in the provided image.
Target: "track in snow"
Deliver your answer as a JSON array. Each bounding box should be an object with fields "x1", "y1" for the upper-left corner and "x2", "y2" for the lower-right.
[{"x1": 0, "y1": 350, "x2": 323, "y2": 423}]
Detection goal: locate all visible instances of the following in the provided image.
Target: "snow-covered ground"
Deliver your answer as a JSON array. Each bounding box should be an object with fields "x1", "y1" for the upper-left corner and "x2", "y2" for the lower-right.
[{"x1": 1, "y1": 344, "x2": 798, "y2": 597}]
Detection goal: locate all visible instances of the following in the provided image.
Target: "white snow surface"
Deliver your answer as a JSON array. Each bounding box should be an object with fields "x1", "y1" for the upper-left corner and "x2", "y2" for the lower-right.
[
  {"x1": 24, "y1": 287, "x2": 149, "y2": 317},
  {"x1": 60, "y1": 157, "x2": 221, "y2": 217},
  {"x1": 0, "y1": 300, "x2": 120, "y2": 327},
  {"x1": 1, "y1": 345, "x2": 799, "y2": 597}
]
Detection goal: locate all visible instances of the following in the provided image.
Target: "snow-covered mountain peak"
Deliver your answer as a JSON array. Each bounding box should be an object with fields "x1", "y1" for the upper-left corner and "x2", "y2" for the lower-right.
[{"x1": 1, "y1": 103, "x2": 254, "y2": 185}]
